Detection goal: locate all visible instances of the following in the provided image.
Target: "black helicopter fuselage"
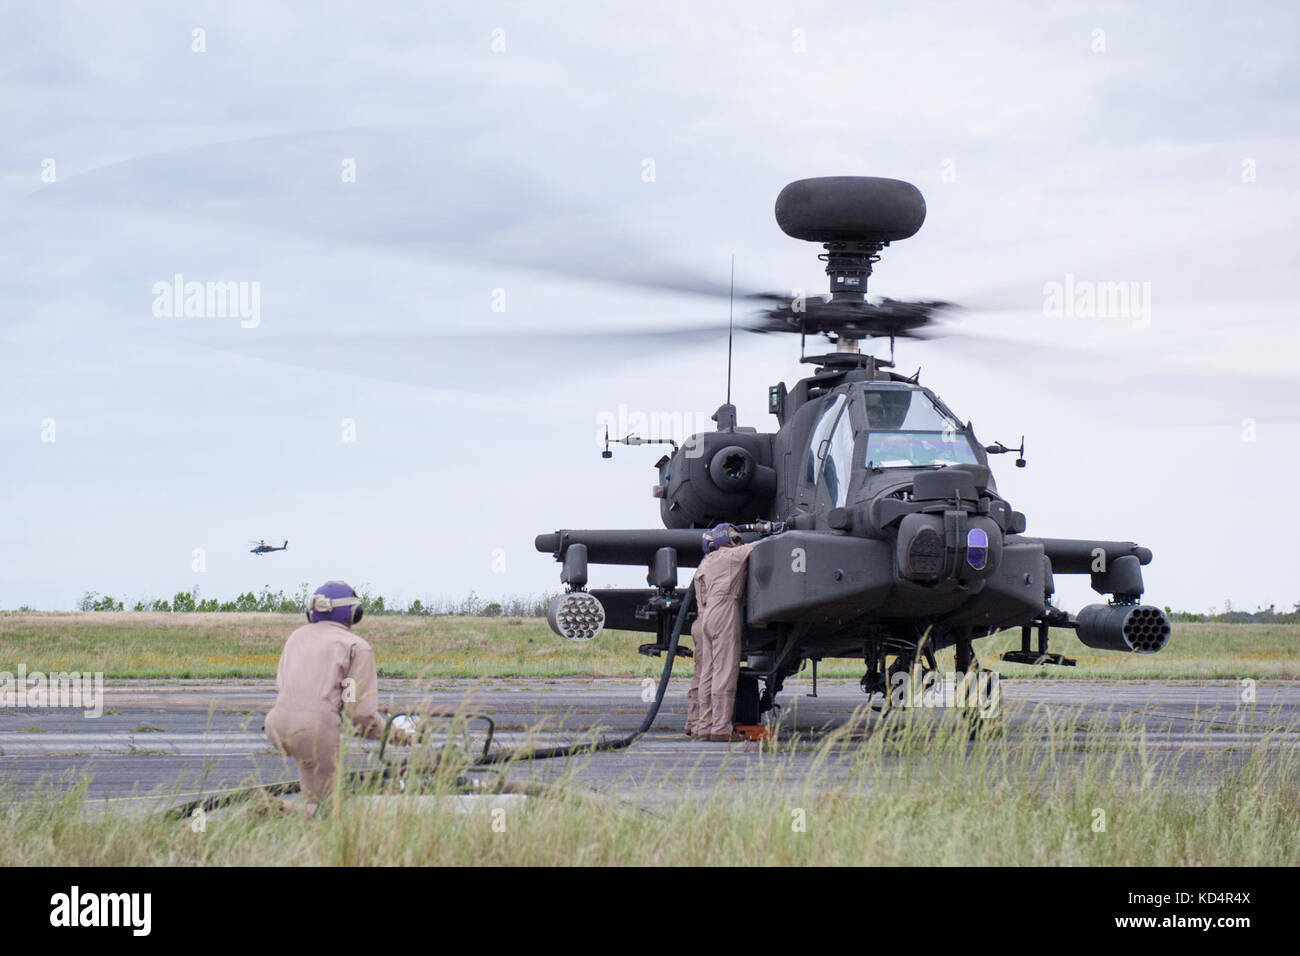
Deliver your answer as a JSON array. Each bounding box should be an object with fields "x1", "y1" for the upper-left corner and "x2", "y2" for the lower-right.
[
  {"x1": 536, "y1": 176, "x2": 1167, "y2": 720},
  {"x1": 536, "y1": 352, "x2": 1165, "y2": 718}
]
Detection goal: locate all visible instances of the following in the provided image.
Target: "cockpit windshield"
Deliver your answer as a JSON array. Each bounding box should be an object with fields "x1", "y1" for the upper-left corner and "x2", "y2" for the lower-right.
[
  {"x1": 862, "y1": 386, "x2": 979, "y2": 469},
  {"x1": 862, "y1": 386, "x2": 956, "y2": 431}
]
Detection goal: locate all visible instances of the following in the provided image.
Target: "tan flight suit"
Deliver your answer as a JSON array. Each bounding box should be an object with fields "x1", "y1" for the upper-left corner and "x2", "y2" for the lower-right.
[
  {"x1": 264, "y1": 620, "x2": 385, "y2": 804},
  {"x1": 688, "y1": 541, "x2": 758, "y2": 737}
]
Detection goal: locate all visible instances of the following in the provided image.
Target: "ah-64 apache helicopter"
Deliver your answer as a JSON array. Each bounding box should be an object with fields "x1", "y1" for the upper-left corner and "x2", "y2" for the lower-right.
[
  {"x1": 537, "y1": 177, "x2": 1169, "y2": 725},
  {"x1": 249, "y1": 539, "x2": 289, "y2": 555}
]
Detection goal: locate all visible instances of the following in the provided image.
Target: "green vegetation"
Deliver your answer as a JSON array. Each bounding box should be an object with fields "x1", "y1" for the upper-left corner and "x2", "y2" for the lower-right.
[
  {"x1": 56, "y1": 588, "x2": 1300, "y2": 626},
  {"x1": 943, "y1": 622, "x2": 1299, "y2": 680},
  {"x1": 0, "y1": 612, "x2": 652, "y2": 679},
  {"x1": 1168, "y1": 600, "x2": 1300, "y2": 625},
  {"x1": 69, "y1": 586, "x2": 551, "y2": 618},
  {"x1": 2, "y1": 707, "x2": 1296, "y2": 866},
  {"x1": 0, "y1": 613, "x2": 1294, "y2": 679}
]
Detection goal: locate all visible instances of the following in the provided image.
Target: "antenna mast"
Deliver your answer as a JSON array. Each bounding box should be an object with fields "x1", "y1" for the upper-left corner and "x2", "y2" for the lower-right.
[{"x1": 726, "y1": 253, "x2": 735, "y2": 407}]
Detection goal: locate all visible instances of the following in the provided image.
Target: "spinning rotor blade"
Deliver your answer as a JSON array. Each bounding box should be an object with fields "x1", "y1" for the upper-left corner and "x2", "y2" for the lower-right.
[
  {"x1": 26, "y1": 126, "x2": 762, "y2": 304},
  {"x1": 20, "y1": 126, "x2": 1297, "y2": 425}
]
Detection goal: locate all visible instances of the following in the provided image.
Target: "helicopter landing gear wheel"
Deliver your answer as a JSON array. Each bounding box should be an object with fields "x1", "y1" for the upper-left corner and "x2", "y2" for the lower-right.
[
  {"x1": 878, "y1": 625, "x2": 947, "y2": 716},
  {"x1": 955, "y1": 634, "x2": 977, "y2": 674},
  {"x1": 733, "y1": 672, "x2": 761, "y2": 727},
  {"x1": 957, "y1": 665, "x2": 1004, "y2": 739},
  {"x1": 880, "y1": 651, "x2": 935, "y2": 715},
  {"x1": 949, "y1": 634, "x2": 1003, "y2": 738}
]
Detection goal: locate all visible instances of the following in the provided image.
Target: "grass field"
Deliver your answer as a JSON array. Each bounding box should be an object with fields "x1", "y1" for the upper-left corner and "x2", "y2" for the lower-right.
[
  {"x1": 0, "y1": 612, "x2": 1296, "y2": 679},
  {"x1": 2, "y1": 708, "x2": 1297, "y2": 866},
  {"x1": 2, "y1": 614, "x2": 1296, "y2": 865}
]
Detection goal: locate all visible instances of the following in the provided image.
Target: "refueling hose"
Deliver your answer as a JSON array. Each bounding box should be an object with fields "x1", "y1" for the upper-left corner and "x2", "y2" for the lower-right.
[
  {"x1": 474, "y1": 578, "x2": 696, "y2": 765},
  {"x1": 164, "y1": 580, "x2": 695, "y2": 819}
]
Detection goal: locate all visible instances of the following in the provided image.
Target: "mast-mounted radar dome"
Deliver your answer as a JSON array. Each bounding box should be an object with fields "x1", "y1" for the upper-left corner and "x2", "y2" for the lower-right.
[{"x1": 775, "y1": 176, "x2": 926, "y2": 244}]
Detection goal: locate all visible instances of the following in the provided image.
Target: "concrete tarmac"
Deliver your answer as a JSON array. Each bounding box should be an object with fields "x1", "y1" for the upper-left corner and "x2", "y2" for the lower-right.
[{"x1": 2, "y1": 677, "x2": 1295, "y2": 812}]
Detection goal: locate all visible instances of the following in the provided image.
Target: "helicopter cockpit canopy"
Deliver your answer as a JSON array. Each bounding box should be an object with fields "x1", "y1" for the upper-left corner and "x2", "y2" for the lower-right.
[
  {"x1": 804, "y1": 383, "x2": 982, "y2": 511},
  {"x1": 862, "y1": 384, "x2": 952, "y2": 431},
  {"x1": 861, "y1": 384, "x2": 979, "y2": 469}
]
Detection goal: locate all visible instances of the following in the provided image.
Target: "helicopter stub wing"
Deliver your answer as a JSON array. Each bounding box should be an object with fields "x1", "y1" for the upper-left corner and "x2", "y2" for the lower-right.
[
  {"x1": 1022, "y1": 537, "x2": 1152, "y2": 574},
  {"x1": 536, "y1": 529, "x2": 721, "y2": 569}
]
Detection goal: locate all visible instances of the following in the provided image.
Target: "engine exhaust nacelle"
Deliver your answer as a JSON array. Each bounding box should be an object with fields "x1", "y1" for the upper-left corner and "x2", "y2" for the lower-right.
[
  {"x1": 1075, "y1": 604, "x2": 1170, "y2": 654},
  {"x1": 547, "y1": 591, "x2": 605, "y2": 641}
]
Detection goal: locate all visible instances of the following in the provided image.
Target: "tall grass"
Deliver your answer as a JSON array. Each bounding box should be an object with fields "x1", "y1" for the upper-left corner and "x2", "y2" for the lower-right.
[{"x1": 3, "y1": 703, "x2": 1296, "y2": 866}]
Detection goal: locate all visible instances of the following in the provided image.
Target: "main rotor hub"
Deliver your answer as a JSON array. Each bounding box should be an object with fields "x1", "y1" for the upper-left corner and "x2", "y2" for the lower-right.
[
  {"x1": 821, "y1": 240, "x2": 887, "y2": 300},
  {"x1": 744, "y1": 176, "x2": 948, "y2": 352}
]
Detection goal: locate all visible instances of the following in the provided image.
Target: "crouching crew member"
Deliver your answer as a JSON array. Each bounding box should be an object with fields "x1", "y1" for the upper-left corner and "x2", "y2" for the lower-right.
[
  {"x1": 264, "y1": 580, "x2": 388, "y2": 810},
  {"x1": 687, "y1": 524, "x2": 758, "y2": 742}
]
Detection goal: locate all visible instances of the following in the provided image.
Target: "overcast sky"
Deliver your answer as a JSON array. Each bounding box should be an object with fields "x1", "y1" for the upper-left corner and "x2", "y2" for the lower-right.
[{"x1": 2, "y1": 1, "x2": 1298, "y2": 615}]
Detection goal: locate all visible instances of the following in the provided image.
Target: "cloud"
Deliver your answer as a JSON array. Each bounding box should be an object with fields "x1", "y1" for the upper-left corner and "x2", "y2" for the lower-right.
[{"x1": 1, "y1": 1, "x2": 1298, "y2": 612}]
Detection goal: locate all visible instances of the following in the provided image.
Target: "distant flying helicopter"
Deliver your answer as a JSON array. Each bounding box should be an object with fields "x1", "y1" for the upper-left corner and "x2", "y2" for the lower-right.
[{"x1": 249, "y1": 539, "x2": 288, "y2": 555}]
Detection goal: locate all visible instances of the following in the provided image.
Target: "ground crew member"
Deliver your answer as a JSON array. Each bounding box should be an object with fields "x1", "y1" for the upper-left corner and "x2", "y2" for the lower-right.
[
  {"x1": 686, "y1": 523, "x2": 758, "y2": 742},
  {"x1": 264, "y1": 580, "x2": 391, "y2": 811}
]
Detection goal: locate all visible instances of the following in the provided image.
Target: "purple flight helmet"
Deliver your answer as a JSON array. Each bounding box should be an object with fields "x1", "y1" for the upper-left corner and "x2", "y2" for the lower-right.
[
  {"x1": 701, "y1": 523, "x2": 743, "y2": 554},
  {"x1": 306, "y1": 580, "x2": 363, "y2": 626}
]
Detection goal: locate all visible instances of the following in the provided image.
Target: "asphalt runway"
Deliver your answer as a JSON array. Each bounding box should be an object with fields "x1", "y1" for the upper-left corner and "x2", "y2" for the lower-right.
[{"x1": 2, "y1": 677, "x2": 1297, "y2": 812}]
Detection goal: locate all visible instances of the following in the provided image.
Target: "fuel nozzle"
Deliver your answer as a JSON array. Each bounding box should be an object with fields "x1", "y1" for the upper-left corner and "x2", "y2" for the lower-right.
[{"x1": 736, "y1": 520, "x2": 787, "y2": 537}]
